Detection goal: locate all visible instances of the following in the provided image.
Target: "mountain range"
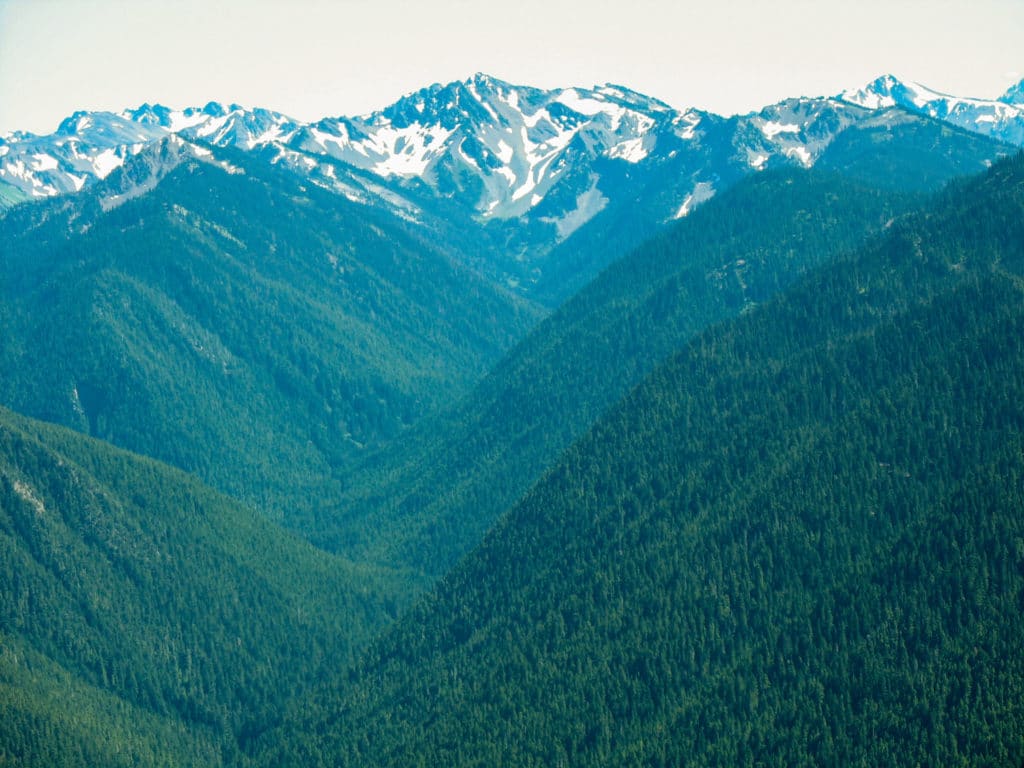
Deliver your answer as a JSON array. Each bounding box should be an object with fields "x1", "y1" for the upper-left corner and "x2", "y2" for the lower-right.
[
  {"x1": 5, "y1": 73, "x2": 1023, "y2": 208},
  {"x1": 2, "y1": 73, "x2": 1021, "y2": 301},
  {"x1": 2, "y1": 71, "x2": 1024, "y2": 767}
]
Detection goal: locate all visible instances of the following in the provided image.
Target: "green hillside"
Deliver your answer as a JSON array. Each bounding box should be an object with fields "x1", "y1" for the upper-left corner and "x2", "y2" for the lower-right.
[
  {"x1": 265, "y1": 154, "x2": 1024, "y2": 766},
  {"x1": 321, "y1": 168, "x2": 916, "y2": 576},
  {"x1": 0, "y1": 406, "x2": 413, "y2": 767},
  {"x1": 815, "y1": 110, "x2": 1014, "y2": 191},
  {"x1": 0, "y1": 143, "x2": 540, "y2": 522}
]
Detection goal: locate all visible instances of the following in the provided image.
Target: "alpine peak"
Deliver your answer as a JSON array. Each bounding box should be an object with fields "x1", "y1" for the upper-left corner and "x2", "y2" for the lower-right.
[
  {"x1": 839, "y1": 74, "x2": 918, "y2": 110},
  {"x1": 840, "y1": 73, "x2": 1024, "y2": 146}
]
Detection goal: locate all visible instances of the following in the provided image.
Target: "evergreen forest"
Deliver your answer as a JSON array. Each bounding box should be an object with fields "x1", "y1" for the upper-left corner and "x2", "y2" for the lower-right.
[{"x1": 263, "y1": 151, "x2": 1024, "y2": 768}]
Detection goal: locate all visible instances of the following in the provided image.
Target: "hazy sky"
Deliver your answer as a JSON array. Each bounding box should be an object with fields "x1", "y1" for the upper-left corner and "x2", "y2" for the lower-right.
[{"x1": 1, "y1": 0, "x2": 1021, "y2": 135}]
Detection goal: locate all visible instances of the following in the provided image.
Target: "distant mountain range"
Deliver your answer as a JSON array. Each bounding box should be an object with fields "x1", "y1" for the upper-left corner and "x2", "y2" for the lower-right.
[
  {"x1": 2, "y1": 73, "x2": 1020, "y2": 300},
  {"x1": 3, "y1": 73, "x2": 1022, "y2": 208}
]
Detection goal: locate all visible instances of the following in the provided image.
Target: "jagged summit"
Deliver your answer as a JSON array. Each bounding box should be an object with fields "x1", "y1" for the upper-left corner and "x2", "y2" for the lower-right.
[
  {"x1": 379, "y1": 77, "x2": 505, "y2": 129},
  {"x1": 57, "y1": 110, "x2": 97, "y2": 135},
  {"x1": 596, "y1": 82, "x2": 674, "y2": 112},
  {"x1": 288, "y1": 75, "x2": 682, "y2": 221},
  {"x1": 838, "y1": 74, "x2": 973, "y2": 111},
  {"x1": 839, "y1": 73, "x2": 911, "y2": 109}
]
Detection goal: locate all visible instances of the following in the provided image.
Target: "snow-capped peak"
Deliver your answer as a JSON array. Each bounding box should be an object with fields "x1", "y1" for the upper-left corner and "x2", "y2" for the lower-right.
[
  {"x1": 121, "y1": 103, "x2": 213, "y2": 132},
  {"x1": 95, "y1": 135, "x2": 246, "y2": 211},
  {"x1": 379, "y1": 77, "x2": 502, "y2": 130},
  {"x1": 466, "y1": 71, "x2": 510, "y2": 94},
  {"x1": 840, "y1": 73, "x2": 1024, "y2": 146},
  {"x1": 290, "y1": 74, "x2": 677, "y2": 221},
  {"x1": 840, "y1": 74, "x2": 923, "y2": 110},
  {"x1": 57, "y1": 110, "x2": 96, "y2": 136}
]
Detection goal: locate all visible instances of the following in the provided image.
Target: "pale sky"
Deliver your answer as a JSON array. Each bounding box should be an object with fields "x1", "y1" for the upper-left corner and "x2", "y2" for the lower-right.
[{"x1": 1, "y1": 0, "x2": 1021, "y2": 135}]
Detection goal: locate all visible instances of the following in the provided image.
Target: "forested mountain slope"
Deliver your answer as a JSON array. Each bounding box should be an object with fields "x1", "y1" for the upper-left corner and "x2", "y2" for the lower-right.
[
  {"x1": 0, "y1": 140, "x2": 539, "y2": 521},
  {"x1": 265, "y1": 154, "x2": 1024, "y2": 767},
  {"x1": 0, "y1": 405, "x2": 412, "y2": 767},
  {"x1": 319, "y1": 168, "x2": 917, "y2": 576}
]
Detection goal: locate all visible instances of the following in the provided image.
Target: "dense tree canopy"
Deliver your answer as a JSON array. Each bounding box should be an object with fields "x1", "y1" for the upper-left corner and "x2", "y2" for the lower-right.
[
  {"x1": 321, "y1": 167, "x2": 917, "y2": 578},
  {"x1": 0, "y1": 149, "x2": 539, "y2": 525},
  {"x1": 262, "y1": 153, "x2": 1024, "y2": 767},
  {"x1": 0, "y1": 407, "x2": 414, "y2": 767}
]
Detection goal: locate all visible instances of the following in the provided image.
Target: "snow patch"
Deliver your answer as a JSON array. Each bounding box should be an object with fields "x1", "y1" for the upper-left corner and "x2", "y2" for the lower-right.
[
  {"x1": 494, "y1": 166, "x2": 517, "y2": 186},
  {"x1": 522, "y1": 108, "x2": 547, "y2": 129},
  {"x1": 2, "y1": 159, "x2": 27, "y2": 181},
  {"x1": 510, "y1": 173, "x2": 539, "y2": 202},
  {"x1": 213, "y1": 158, "x2": 244, "y2": 175},
  {"x1": 674, "y1": 112, "x2": 702, "y2": 140},
  {"x1": 761, "y1": 120, "x2": 800, "y2": 139},
  {"x1": 31, "y1": 153, "x2": 59, "y2": 171},
  {"x1": 784, "y1": 146, "x2": 812, "y2": 167},
  {"x1": 556, "y1": 89, "x2": 605, "y2": 116},
  {"x1": 607, "y1": 136, "x2": 649, "y2": 163},
  {"x1": 366, "y1": 123, "x2": 454, "y2": 177},
  {"x1": 541, "y1": 174, "x2": 608, "y2": 240},
  {"x1": 747, "y1": 151, "x2": 769, "y2": 170},
  {"x1": 841, "y1": 85, "x2": 897, "y2": 110},
  {"x1": 556, "y1": 89, "x2": 626, "y2": 124},
  {"x1": 167, "y1": 110, "x2": 210, "y2": 133},
  {"x1": 92, "y1": 148, "x2": 123, "y2": 178},
  {"x1": 496, "y1": 139, "x2": 513, "y2": 164},
  {"x1": 674, "y1": 181, "x2": 715, "y2": 219},
  {"x1": 194, "y1": 116, "x2": 229, "y2": 140},
  {"x1": 502, "y1": 89, "x2": 520, "y2": 111}
]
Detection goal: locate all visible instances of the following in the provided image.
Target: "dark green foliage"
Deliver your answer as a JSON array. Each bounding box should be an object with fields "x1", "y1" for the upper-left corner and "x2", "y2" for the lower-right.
[
  {"x1": 0, "y1": 635, "x2": 220, "y2": 768},
  {"x1": 264, "y1": 154, "x2": 1024, "y2": 766},
  {"x1": 0, "y1": 145, "x2": 540, "y2": 523},
  {"x1": 816, "y1": 111, "x2": 1013, "y2": 192},
  {"x1": 322, "y1": 168, "x2": 916, "y2": 577},
  {"x1": 0, "y1": 406, "x2": 414, "y2": 766}
]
